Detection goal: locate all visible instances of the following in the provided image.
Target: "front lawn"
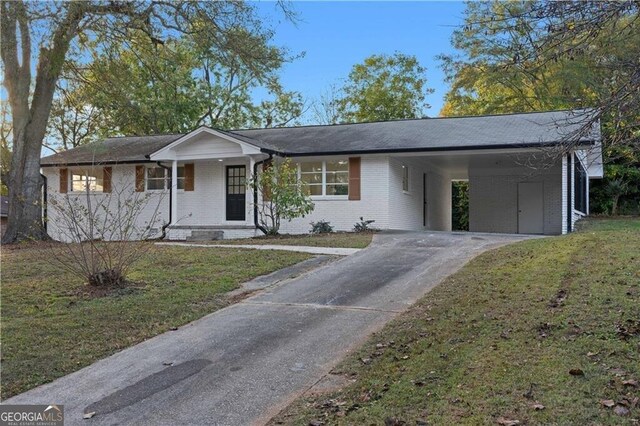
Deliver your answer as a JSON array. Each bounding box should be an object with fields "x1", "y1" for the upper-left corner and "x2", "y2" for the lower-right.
[
  {"x1": 273, "y1": 217, "x2": 640, "y2": 425},
  {"x1": 218, "y1": 232, "x2": 374, "y2": 249},
  {"x1": 0, "y1": 244, "x2": 311, "y2": 399}
]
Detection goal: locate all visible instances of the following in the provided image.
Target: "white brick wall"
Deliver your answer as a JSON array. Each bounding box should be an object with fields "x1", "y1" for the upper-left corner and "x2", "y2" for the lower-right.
[
  {"x1": 43, "y1": 165, "x2": 170, "y2": 242},
  {"x1": 469, "y1": 158, "x2": 563, "y2": 235},
  {"x1": 278, "y1": 156, "x2": 391, "y2": 234},
  {"x1": 386, "y1": 157, "x2": 451, "y2": 231},
  {"x1": 174, "y1": 159, "x2": 253, "y2": 227}
]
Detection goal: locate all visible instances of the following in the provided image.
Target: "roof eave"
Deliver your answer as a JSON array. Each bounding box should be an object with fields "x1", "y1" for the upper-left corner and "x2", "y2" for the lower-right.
[{"x1": 261, "y1": 139, "x2": 597, "y2": 158}]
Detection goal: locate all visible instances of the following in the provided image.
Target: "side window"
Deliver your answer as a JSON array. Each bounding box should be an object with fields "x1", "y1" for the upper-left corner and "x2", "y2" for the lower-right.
[
  {"x1": 402, "y1": 165, "x2": 409, "y2": 192},
  {"x1": 70, "y1": 168, "x2": 104, "y2": 192}
]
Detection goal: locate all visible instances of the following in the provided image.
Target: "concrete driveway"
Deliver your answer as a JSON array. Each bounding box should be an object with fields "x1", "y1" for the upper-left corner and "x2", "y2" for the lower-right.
[{"x1": 5, "y1": 231, "x2": 534, "y2": 425}]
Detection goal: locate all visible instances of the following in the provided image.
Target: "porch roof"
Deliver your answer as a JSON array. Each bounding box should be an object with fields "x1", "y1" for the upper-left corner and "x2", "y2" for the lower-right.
[{"x1": 40, "y1": 109, "x2": 600, "y2": 166}]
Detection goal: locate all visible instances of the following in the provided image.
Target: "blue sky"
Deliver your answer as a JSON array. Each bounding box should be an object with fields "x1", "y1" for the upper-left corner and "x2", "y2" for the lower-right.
[{"x1": 254, "y1": 1, "x2": 467, "y2": 119}]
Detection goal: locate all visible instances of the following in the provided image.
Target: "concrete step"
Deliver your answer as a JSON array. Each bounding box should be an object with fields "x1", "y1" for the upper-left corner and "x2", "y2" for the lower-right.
[{"x1": 186, "y1": 230, "x2": 224, "y2": 241}]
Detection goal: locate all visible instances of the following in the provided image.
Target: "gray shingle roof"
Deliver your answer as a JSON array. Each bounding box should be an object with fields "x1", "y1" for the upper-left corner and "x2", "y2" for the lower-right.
[
  {"x1": 40, "y1": 134, "x2": 183, "y2": 166},
  {"x1": 40, "y1": 110, "x2": 598, "y2": 166},
  {"x1": 233, "y1": 109, "x2": 598, "y2": 156}
]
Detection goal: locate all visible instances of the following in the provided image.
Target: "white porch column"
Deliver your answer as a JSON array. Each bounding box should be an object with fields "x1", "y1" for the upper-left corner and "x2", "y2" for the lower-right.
[
  {"x1": 248, "y1": 156, "x2": 255, "y2": 225},
  {"x1": 171, "y1": 160, "x2": 178, "y2": 225}
]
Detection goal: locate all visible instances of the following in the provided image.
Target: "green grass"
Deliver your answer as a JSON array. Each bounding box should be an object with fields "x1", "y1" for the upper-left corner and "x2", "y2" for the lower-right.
[
  {"x1": 0, "y1": 244, "x2": 311, "y2": 399},
  {"x1": 273, "y1": 217, "x2": 640, "y2": 425},
  {"x1": 218, "y1": 232, "x2": 374, "y2": 249}
]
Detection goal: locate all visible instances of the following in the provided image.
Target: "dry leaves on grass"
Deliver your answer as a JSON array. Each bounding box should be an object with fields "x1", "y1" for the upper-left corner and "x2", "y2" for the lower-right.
[{"x1": 496, "y1": 417, "x2": 520, "y2": 426}]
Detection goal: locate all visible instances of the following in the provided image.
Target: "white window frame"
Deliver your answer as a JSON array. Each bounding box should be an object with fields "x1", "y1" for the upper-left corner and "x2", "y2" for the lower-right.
[
  {"x1": 297, "y1": 160, "x2": 349, "y2": 200},
  {"x1": 69, "y1": 167, "x2": 104, "y2": 193},
  {"x1": 145, "y1": 165, "x2": 185, "y2": 191},
  {"x1": 402, "y1": 165, "x2": 410, "y2": 193}
]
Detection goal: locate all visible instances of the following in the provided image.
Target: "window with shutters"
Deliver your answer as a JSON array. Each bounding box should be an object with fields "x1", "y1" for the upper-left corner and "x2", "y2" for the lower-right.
[
  {"x1": 69, "y1": 168, "x2": 104, "y2": 193},
  {"x1": 298, "y1": 160, "x2": 349, "y2": 198},
  {"x1": 145, "y1": 166, "x2": 185, "y2": 191}
]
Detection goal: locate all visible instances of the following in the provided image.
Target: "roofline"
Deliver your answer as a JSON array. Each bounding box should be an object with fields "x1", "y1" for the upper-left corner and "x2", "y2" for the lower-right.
[
  {"x1": 234, "y1": 108, "x2": 597, "y2": 132},
  {"x1": 40, "y1": 140, "x2": 596, "y2": 166},
  {"x1": 262, "y1": 140, "x2": 597, "y2": 158},
  {"x1": 40, "y1": 159, "x2": 155, "y2": 167}
]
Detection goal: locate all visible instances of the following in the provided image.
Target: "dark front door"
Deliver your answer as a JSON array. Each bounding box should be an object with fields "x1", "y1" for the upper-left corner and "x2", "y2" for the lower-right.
[{"x1": 226, "y1": 165, "x2": 246, "y2": 221}]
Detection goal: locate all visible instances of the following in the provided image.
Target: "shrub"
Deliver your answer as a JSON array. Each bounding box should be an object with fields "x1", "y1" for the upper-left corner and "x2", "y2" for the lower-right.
[
  {"x1": 45, "y1": 176, "x2": 164, "y2": 287},
  {"x1": 310, "y1": 220, "x2": 334, "y2": 234},
  {"x1": 250, "y1": 159, "x2": 315, "y2": 235},
  {"x1": 353, "y1": 217, "x2": 375, "y2": 232}
]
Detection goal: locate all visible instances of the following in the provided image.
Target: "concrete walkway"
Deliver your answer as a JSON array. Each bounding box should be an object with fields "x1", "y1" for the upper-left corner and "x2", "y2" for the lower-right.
[
  {"x1": 155, "y1": 241, "x2": 361, "y2": 256},
  {"x1": 7, "y1": 232, "x2": 536, "y2": 425}
]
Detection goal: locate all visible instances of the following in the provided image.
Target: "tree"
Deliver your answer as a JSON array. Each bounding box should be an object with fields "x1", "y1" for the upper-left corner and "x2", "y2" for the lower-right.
[
  {"x1": 337, "y1": 53, "x2": 433, "y2": 122},
  {"x1": 312, "y1": 84, "x2": 343, "y2": 125},
  {"x1": 250, "y1": 159, "x2": 314, "y2": 235},
  {"x1": 1, "y1": 1, "x2": 293, "y2": 243},
  {"x1": 440, "y1": 1, "x2": 640, "y2": 214},
  {"x1": 45, "y1": 78, "x2": 105, "y2": 153},
  {"x1": 46, "y1": 175, "x2": 165, "y2": 287}
]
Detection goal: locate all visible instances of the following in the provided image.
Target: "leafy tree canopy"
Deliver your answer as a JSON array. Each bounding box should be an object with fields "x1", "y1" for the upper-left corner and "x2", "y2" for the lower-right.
[
  {"x1": 336, "y1": 53, "x2": 433, "y2": 123},
  {"x1": 440, "y1": 0, "x2": 640, "y2": 214}
]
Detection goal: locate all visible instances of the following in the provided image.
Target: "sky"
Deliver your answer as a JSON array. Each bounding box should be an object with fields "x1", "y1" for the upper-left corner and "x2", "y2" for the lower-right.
[{"x1": 254, "y1": 1, "x2": 468, "y2": 120}]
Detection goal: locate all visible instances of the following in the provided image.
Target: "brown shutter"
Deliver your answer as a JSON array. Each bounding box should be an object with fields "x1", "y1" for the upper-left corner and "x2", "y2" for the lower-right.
[
  {"x1": 59, "y1": 168, "x2": 68, "y2": 193},
  {"x1": 262, "y1": 159, "x2": 273, "y2": 201},
  {"x1": 348, "y1": 157, "x2": 361, "y2": 200},
  {"x1": 103, "y1": 167, "x2": 112, "y2": 193},
  {"x1": 184, "y1": 163, "x2": 195, "y2": 191},
  {"x1": 135, "y1": 165, "x2": 145, "y2": 192}
]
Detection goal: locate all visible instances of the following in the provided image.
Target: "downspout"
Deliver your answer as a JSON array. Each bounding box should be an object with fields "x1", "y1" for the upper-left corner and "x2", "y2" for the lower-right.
[
  {"x1": 253, "y1": 153, "x2": 273, "y2": 235},
  {"x1": 157, "y1": 161, "x2": 172, "y2": 239},
  {"x1": 40, "y1": 172, "x2": 47, "y2": 233},
  {"x1": 566, "y1": 153, "x2": 572, "y2": 233}
]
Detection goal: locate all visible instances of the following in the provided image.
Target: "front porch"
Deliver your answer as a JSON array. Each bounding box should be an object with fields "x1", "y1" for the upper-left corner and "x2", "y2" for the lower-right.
[{"x1": 148, "y1": 127, "x2": 270, "y2": 241}]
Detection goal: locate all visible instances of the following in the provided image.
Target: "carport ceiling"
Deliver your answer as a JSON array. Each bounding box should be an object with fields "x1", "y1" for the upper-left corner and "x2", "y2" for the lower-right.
[{"x1": 392, "y1": 150, "x2": 554, "y2": 180}]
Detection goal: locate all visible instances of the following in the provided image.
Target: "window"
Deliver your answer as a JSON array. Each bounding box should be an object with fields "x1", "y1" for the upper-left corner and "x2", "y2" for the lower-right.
[
  {"x1": 70, "y1": 168, "x2": 103, "y2": 192},
  {"x1": 402, "y1": 165, "x2": 409, "y2": 192},
  {"x1": 176, "y1": 166, "x2": 185, "y2": 190},
  {"x1": 146, "y1": 167, "x2": 166, "y2": 190},
  {"x1": 325, "y1": 160, "x2": 349, "y2": 195},
  {"x1": 298, "y1": 160, "x2": 349, "y2": 197},
  {"x1": 574, "y1": 155, "x2": 587, "y2": 214},
  {"x1": 146, "y1": 166, "x2": 185, "y2": 190}
]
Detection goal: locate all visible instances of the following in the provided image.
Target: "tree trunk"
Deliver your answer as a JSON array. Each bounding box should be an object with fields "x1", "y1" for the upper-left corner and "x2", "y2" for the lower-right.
[
  {"x1": 611, "y1": 194, "x2": 620, "y2": 216},
  {"x1": 2, "y1": 132, "x2": 48, "y2": 243}
]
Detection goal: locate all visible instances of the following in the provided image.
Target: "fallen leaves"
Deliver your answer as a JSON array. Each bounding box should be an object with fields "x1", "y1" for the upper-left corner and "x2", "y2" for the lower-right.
[
  {"x1": 600, "y1": 399, "x2": 616, "y2": 408},
  {"x1": 613, "y1": 405, "x2": 630, "y2": 417},
  {"x1": 569, "y1": 368, "x2": 585, "y2": 376},
  {"x1": 622, "y1": 379, "x2": 638, "y2": 387},
  {"x1": 496, "y1": 417, "x2": 520, "y2": 425},
  {"x1": 532, "y1": 403, "x2": 545, "y2": 411}
]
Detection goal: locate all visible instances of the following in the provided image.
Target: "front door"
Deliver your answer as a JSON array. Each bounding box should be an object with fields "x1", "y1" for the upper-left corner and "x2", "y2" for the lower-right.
[
  {"x1": 518, "y1": 182, "x2": 544, "y2": 234},
  {"x1": 226, "y1": 165, "x2": 246, "y2": 221}
]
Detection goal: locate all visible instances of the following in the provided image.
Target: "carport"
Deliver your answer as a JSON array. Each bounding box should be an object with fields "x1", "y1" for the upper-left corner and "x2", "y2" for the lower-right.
[{"x1": 388, "y1": 147, "x2": 594, "y2": 235}]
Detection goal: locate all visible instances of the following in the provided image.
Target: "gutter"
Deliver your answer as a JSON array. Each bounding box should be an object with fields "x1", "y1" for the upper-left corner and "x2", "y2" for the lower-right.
[
  {"x1": 40, "y1": 172, "x2": 47, "y2": 233},
  {"x1": 259, "y1": 139, "x2": 598, "y2": 158},
  {"x1": 566, "y1": 153, "x2": 572, "y2": 233},
  {"x1": 253, "y1": 154, "x2": 273, "y2": 235},
  {"x1": 156, "y1": 161, "x2": 172, "y2": 240}
]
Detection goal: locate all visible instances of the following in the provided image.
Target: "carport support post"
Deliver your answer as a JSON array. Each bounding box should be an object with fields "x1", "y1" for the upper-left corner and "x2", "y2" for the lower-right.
[{"x1": 171, "y1": 160, "x2": 178, "y2": 225}]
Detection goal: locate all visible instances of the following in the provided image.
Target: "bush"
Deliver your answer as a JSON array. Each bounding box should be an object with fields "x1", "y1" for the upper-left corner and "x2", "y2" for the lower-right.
[
  {"x1": 310, "y1": 220, "x2": 334, "y2": 234},
  {"x1": 353, "y1": 217, "x2": 375, "y2": 232},
  {"x1": 250, "y1": 159, "x2": 315, "y2": 235}
]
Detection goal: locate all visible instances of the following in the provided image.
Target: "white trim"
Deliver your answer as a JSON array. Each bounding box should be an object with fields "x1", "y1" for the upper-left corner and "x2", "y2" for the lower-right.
[{"x1": 149, "y1": 127, "x2": 262, "y2": 161}]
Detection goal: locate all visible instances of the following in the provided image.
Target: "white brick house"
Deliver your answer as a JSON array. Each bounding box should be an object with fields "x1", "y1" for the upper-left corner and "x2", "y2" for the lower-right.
[{"x1": 40, "y1": 109, "x2": 603, "y2": 241}]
